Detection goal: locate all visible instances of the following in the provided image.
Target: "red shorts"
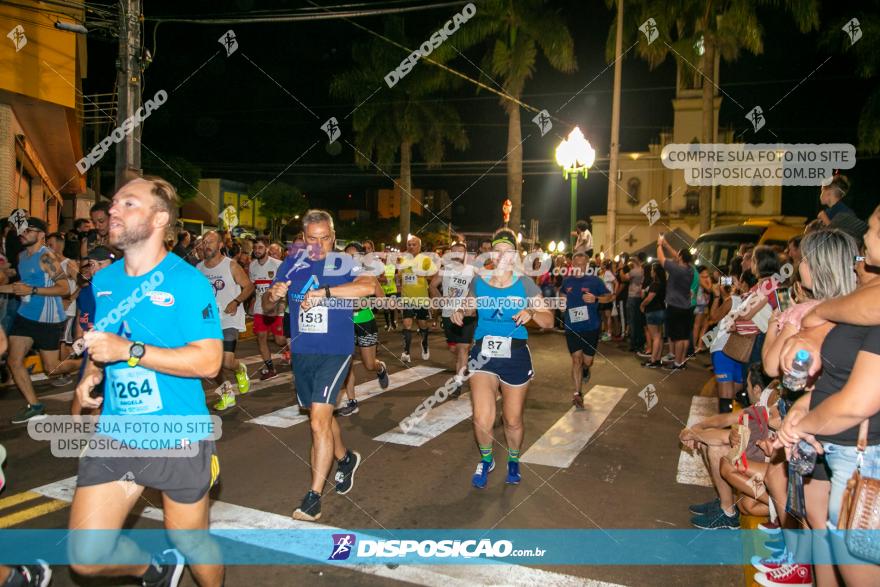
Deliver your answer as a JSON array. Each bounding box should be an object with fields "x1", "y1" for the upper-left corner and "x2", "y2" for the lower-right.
[{"x1": 253, "y1": 314, "x2": 284, "y2": 336}]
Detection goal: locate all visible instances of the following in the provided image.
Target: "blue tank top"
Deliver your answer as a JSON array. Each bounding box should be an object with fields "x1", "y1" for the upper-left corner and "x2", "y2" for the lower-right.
[
  {"x1": 472, "y1": 275, "x2": 535, "y2": 341},
  {"x1": 17, "y1": 246, "x2": 65, "y2": 323}
]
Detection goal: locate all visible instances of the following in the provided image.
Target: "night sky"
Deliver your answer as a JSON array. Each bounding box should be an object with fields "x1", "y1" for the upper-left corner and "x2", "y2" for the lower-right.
[{"x1": 84, "y1": 0, "x2": 878, "y2": 242}]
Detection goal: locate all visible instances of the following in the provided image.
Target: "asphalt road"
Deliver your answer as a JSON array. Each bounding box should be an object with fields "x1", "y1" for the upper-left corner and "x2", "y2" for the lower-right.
[{"x1": 0, "y1": 325, "x2": 741, "y2": 587}]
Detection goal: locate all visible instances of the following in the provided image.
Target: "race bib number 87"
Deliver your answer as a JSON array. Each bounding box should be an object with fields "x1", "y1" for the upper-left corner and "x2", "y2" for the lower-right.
[
  {"x1": 109, "y1": 367, "x2": 162, "y2": 415},
  {"x1": 482, "y1": 335, "x2": 511, "y2": 359}
]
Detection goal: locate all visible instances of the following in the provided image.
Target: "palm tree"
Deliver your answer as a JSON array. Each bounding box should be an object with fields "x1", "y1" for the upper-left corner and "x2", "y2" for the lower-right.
[
  {"x1": 453, "y1": 0, "x2": 577, "y2": 231},
  {"x1": 330, "y1": 19, "x2": 468, "y2": 238},
  {"x1": 607, "y1": 0, "x2": 818, "y2": 233}
]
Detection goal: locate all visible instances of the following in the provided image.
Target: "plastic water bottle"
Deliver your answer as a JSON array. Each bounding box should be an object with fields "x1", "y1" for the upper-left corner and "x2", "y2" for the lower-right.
[{"x1": 783, "y1": 350, "x2": 812, "y2": 391}]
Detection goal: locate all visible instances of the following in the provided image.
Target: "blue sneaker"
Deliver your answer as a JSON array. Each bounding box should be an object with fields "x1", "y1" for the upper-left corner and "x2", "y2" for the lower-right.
[
  {"x1": 688, "y1": 497, "x2": 721, "y2": 515},
  {"x1": 506, "y1": 461, "x2": 521, "y2": 485},
  {"x1": 472, "y1": 460, "x2": 495, "y2": 489},
  {"x1": 690, "y1": 509, "x2": 740, "y2": 530}
]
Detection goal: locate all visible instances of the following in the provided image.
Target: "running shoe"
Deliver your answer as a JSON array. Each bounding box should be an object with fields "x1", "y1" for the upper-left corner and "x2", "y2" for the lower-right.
[
  {"x1": 764, "y1": 537, "x2": 786, "y2": 554},
  {"x1": 11, "y1": 404, "x2": 46, "y2": 424},
  {"x1": 636, "y1": 351, "x2": 652, "y2": 359},
  {"x1": 754, "y1": 563, "x2": 812, "y2": 586},
  {"x1": 337, "y1": 399, "x2": 359, "y2": 417},
  {"x1": 213, "y1": 383, "x2": 236, "y2": 411},
  {"x1": 235, "y1": 362, "x2": 251, "y2": 394},
  {"x1": 506, "y1": 461, "x2": 521, "y2": 485},
  {"x1": 292, "y1": 490, "x2": 322, "y2": 521},
  {"x1": 376, "y1": 363, "x2": 389, "y2": 389},
  {"x1": 661, "y1": 353, "x2": 675, "y2": 363},
  {"x1": 259, "y1": 365, "x2": 277, "y2": 381},
  {"x1": 751, "y1": 550, "x2": 792, "y2": 573},
  {"x1": 16, "y1": 560, "x2": 52, "y2": 587},
  {"x1": 282, "y1": 349, "x2": 291, "y2": 364},
  {"x1": 334, "y1": 450, "x2": 361, "y2": 495},
  {"x1": 401, "y1": 352, "x2": 411, "y2": 364},
  {"x1": 688, "y1": 497, "x2": 720, "y2": 515},
  {"x1": 758, "y1": 520, "x2": 782, "y2": 535},
  {"x1": 142, "y1": 549, "x2": 184, "y2": 587},
  {"x1": 0, "y1": 443, "x2": 6, "y2": 493},
  {"x1": 50, "y1": 374, "x2": 73, "y2": 387},
  {"x1": 641, "y1": 360, "x2": 661, "y2": 369},
  {"x1": 663, "y1": 362, "x2": 688, "y2": 372},
  {"x1": 690, "y1": 509, "x2": 740, "y2": 530},
  {"x1": 572, "y1": 392, "x2": 585, "y2": 409},
  {"x1": 600, "y1": 332, "x2": 611, "y2": 342},
  {"x1": 421, "y1": 345, "x2": 430, "y2": 360},
  {"x1": 472, "y1": 460, "x2": 495, "y2": 489}
]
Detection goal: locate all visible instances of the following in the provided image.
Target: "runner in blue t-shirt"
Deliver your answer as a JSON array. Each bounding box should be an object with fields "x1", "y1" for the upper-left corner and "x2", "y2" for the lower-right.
[
  {"x1": 561, "y1": 252, "x2": 614, "y2": 409},
  {"x1": 450, "y1": 229, "x2": 553, "y2": 489},
  {"x1": 70, "y1": 177, "x2": 225, "y2": 587},
  {"x1": 263, "y1": 209, "x2": 378, "y2": 522}
]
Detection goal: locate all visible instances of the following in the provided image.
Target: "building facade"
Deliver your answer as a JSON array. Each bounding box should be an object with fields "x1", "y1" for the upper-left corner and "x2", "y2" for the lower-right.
[
  {"x1": 591, "y1": 65, "x2": 805, "y2": 255},
  {"x1": 0, "y1": 0, "x2": 88, "y2": 229},
  {"x1": 182, "y1": 178, "x2": 273, "y2": 234}
]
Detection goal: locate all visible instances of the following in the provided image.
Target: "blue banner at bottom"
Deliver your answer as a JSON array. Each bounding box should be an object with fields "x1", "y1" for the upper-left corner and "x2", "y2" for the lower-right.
[{"x1": 1, "y1": 529, "x2": 879, "y2": 565}]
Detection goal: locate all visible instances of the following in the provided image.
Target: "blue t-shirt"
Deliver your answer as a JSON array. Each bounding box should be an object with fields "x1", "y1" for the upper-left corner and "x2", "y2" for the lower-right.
[
  {"x1": 471, "y1": 275, "x2": 540, "y2": 341},
  {"x1": 77, "y1": 283, "x2": 96, "y2": 333},
  {"x1": 17, "y1": 246, "x2": 65, "y2": 323},
  {"x1": 561, "y1": 275, "x2": 606, "y2": 332},
  {"x1": 93, "y1": 253, "x2": 221, "y2": 434},
  {"x1": 274, "y1": 252, "x2": 357, "y2": 356}
]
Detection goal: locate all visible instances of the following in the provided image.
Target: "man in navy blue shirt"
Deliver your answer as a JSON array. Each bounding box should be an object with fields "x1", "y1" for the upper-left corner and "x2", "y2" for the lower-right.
[
  {"x1": 264, "y1": 210, "x2": 377, "y2": 522},
  {"x1": 561, "y1": 252, "x2": 613, "y2": 408}
]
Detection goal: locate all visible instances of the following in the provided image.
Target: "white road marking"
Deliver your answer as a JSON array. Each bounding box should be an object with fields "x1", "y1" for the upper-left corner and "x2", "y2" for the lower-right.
[
  {"x1": 675, "y1": 396, "x2": 715, "y2": 487},
  {"x1": 521, "y1": 385, "x2": 627, "y2": 468},
  {"x1": 32, "y1": 477, "x2": 620, "y2": 586},
  {"x1": 374, "y1": 391, "x2": 482, "y2": 447},
  {"x1": 246, "y1": 366, "x2": 444, "y2": 429}
]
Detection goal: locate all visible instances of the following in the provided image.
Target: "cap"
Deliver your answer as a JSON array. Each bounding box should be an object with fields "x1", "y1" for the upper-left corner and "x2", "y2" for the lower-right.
[
  {"x1": 25, "y1": 217, "x2": 48, "y2": 233},
  {"x1": 87, "y1": 246, "x2": 118, "y2": 262}
]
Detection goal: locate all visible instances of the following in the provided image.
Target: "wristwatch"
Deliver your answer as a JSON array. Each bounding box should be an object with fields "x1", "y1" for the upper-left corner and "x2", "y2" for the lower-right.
[
  {"x1": 127, "y1": 341, "x2": 146, "y2": 367},
  {"x1": 324, "y1": 285, "x2": 332, "y2": 298},
  {"x1": 31, "y1": 286, "x2": 37, "y2": 295}
]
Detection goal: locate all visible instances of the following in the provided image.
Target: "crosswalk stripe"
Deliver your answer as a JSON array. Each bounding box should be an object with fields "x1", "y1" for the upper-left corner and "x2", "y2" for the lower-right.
[
  {"x1": 31, "y1": 477, "x2": 616, "y2": 586},
  {"x1": 373, "y1": 391, "x2": 478, "y2": 447},
  {"x1": 675, "y1": 396, "x2": 716, "y2": 487},
  {"x1": 0, "y1": 491, "x2": 41, "y2": 511},
  {"x1": 245, "y1": 366, "x2": 445, "y2": 429},
  {"x1": 0, "y1": 498, "x2": 69, "y2": 528},
  {"x1": 521, "y1": 385, "x2": 628, "y2": 468}
]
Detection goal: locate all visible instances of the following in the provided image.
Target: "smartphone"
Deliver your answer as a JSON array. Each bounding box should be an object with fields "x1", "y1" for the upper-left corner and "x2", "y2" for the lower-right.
[
  {"x1": 777, "y1": 397, "x2": 789, "y2": 419},
  {"x1": 720, "y1": 276, "x2": 733, "y2": 286},
  {"x1": 855, "y1": 255, "x2": 866, "y2": 263},
  {"x1": 775, "y1": 287, "x2": 792, "y2": 312}
]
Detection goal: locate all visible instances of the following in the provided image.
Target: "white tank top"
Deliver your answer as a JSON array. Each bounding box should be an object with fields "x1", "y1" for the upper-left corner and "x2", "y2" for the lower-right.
[
  {"x1": 440, "y1": 263, "x2": 474, "y2": 318},
  {"x1": 198, "y1": 256, "x2": 245, "y2": 332},
  {"x1": 249, "y1": 256, "x2": 281, "y2": 316}
]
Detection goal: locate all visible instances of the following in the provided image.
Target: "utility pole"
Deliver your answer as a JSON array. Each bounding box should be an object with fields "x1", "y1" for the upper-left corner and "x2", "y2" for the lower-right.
[
  {"x1": 605, "y1": 0, "x2": 623, "y2": 252},
  {"x1": 115, "y1": 0, "x2": 143, "y2": 190}
]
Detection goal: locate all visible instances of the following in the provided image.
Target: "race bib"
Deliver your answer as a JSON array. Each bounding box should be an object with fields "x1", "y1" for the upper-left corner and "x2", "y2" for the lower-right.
[
  {"x1": 403, "y1": 274, "x2": 418, "y2": 286},
  {"x1": 482, "y1": 335, "x2": 511, "y2": 359},
  {"x1": 569, "y1": 306, "x2": 590, "y2": 324},
  {"x1": 448, "y1": 287, "x2": 463, "y2": 298},
  {"x1": 255, "y1": 283, "x2": 271, "y2": 296},
  {"x1": 109, "y1": 367, "x2": 162, "y2": 415},
  {"x1": 298, "y1": 306, "x2": 328, "y2": 333}
]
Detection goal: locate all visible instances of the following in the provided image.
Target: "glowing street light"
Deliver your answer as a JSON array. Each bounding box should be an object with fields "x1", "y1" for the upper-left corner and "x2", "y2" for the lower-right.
[
  {"x1": 548, "y1": 241, "x2": 557, "y2": 253},
  {"x1": 395, "y1": 234, "x2": 402, "y2": 243},
  {"x1": 516, "y1": 232, "x2": 523, "y2": 243},
  {"x1": 556, "y1": 127, "x2": 596, "y2": 250},
  {"x1": 557, "y1": 241, "x2": 566, "y2": 253}
]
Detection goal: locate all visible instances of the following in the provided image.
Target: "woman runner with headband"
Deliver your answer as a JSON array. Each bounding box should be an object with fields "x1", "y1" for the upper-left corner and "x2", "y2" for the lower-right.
[{"x1": 451, "y1": 228, "x2": 553, "y2": 488}]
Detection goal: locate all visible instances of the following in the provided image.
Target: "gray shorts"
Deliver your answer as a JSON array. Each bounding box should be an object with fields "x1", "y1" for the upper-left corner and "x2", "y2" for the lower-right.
[
  {"x1": 222, "y1": 328, "x2": 238, "y2": 353},
  {"x1": 76, "y1": 438, "x2": 218, "y2": 504}
]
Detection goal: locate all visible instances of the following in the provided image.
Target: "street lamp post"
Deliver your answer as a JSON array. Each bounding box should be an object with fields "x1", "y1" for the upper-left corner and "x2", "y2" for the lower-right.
[{"x1": 555, "y1": 127, "x2": 596, "y2": 250}]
